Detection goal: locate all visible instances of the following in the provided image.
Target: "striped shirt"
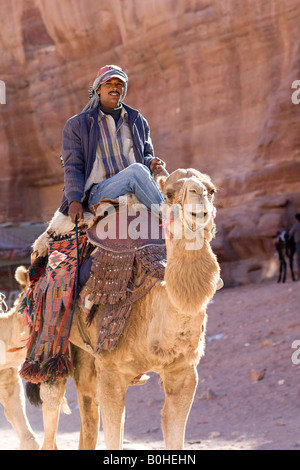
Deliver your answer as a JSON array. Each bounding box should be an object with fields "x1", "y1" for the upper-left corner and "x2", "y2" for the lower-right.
[{"x1": 84, "y1": 107, "x2": 136, "y2": 192}]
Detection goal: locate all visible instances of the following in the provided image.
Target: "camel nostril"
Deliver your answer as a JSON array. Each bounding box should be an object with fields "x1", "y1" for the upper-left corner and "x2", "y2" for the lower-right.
[{"x1": 190, "y1": 212, "x2": 207, "y2": 218}]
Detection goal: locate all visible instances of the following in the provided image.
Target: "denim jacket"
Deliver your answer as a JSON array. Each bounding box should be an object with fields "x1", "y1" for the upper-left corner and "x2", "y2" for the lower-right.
[{"x1": 59, "y1": 103, "x2": 154, "y2": 214}]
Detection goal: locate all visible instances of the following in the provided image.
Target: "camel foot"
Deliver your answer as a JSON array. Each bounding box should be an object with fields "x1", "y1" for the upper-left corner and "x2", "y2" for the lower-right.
[
  {"x1": 129, "y1": 374, "x2": 150, "y2": 386},
  {"x1": 20, "y1": 435, "x2": 41, "y2": 450}
]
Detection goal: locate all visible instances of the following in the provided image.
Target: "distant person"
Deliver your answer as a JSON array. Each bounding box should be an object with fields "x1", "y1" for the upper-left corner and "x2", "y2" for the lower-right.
[
  {"x1": 275, "y1": 231, "x2": 287, "y2": 283},
  {"x1": 289, "y1": 214, "x2": 300, "y2": 280},
  {"x1": 283, "y1": 230, "x2": 296, "y2": 281}
]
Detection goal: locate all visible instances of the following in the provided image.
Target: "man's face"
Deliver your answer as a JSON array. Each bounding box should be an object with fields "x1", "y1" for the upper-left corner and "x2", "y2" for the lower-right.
[{"x1": 97, "y1": 78, "x2": 125, "y2": 108}]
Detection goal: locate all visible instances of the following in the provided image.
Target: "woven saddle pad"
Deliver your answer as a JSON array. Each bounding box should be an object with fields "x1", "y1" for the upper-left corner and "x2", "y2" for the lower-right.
[{"x1": 87, "y1": 198, "x2": 165, "y2": 252}]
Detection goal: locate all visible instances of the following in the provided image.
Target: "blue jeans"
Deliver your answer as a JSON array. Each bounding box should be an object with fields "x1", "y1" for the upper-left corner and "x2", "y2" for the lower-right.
[{"x1": 88, "y1": 163, "x2": 165, "y2": 215}]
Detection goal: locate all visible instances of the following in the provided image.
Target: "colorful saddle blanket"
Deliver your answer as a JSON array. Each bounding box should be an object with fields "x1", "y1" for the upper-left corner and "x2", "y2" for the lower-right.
[
  {"x1": 81, "y1": 243, "x2": 166, "y2": 352},
  {"x1": 20, "y1": 231, "x2": 87, "y2": 384}
]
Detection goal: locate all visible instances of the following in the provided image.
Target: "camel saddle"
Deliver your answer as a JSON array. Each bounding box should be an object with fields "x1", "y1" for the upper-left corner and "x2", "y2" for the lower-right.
[
  {"x1": 87, "y1": 198, "x2": 165, "y2": 252},
  {"x1": 80, "y1": 199, "x2": 166, "y2": 351}
]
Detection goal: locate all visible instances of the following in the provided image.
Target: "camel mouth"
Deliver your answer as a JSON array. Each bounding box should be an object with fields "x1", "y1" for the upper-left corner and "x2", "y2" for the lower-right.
[{"x1": 182, "y1": 205, "x2": 211, "y2": 235}]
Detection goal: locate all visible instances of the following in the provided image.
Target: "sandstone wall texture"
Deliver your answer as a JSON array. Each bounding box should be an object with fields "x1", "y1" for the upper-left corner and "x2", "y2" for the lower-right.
[{"x1": 1, "y1": 0, "x2": 300, "y2": 285}]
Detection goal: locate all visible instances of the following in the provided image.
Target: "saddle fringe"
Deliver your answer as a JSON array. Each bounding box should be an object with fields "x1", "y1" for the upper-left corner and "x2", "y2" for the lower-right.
[{"x1": 81, "y1": 245, "x2": 166, "y2": 351}]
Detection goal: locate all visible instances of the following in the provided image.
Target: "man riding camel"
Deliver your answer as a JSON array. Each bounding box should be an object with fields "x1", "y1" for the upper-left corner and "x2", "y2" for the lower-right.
[{"x1": 59, "y1": 64, "x2": 166, "y2": 223}]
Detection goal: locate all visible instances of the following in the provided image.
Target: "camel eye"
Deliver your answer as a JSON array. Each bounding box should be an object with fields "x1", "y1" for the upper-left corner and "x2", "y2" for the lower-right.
[{"x1": 166, "y1": 192, "x2": 173, "y2": 199}]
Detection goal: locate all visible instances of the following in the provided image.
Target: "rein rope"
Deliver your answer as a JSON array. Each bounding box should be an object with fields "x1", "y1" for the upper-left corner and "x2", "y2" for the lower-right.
[{"x1": 66, "y1": 217, "x2": 80, "y2": 341}]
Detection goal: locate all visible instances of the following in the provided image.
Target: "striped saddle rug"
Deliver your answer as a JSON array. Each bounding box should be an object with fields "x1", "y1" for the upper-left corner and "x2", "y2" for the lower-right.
[{"x1": 20, "y1": 231, "x2": 87, "y2": 384}]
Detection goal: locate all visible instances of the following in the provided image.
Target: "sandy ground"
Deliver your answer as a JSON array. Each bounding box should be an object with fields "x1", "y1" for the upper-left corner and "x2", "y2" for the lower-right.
[{"x1": 0, "y1": 276, "x2": 299, "y2": 451}]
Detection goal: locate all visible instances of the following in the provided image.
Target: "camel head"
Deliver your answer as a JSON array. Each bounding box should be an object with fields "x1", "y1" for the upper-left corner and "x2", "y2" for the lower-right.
[
  {"x1": 158, "y1": 168, "x2": 216, "y2": 205},
  {"x1": 157, "y1": 168, "x2": 216, "y2": 245}
]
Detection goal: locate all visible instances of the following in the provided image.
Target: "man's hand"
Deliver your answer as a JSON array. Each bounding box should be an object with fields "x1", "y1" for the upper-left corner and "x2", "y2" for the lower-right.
[
  {"x1": 68, "y1": 200, "x2": 84, "y2": 224},
  {"x1": 150, "y1": 157, "x2": 166, "y2": 175}
]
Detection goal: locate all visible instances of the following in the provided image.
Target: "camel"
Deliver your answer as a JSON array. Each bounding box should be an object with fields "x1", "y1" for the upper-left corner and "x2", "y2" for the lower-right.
[
  {"x1": 29, "y1": 168, "x2": 221, "y2": 450},
  {"x1": 0, "y1": 266, "x2": 40, "y2": 450}
]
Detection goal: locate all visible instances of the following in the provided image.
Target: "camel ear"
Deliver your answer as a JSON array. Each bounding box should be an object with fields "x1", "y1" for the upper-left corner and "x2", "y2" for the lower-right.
[
  {"x1": 14, "y1": 266, "x2": 29, "y2": 291},
  {"x1": 156, "y1": 175, "x2": 167, "y2": 193}
]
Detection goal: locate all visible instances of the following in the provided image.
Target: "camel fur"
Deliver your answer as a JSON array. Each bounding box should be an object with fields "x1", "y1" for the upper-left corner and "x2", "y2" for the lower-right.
[
  {"x1": 0, "y1": 267, "x2": 40, "y2": 450},
  {"x1": 33, "y1": 168, "x2": 221, "y2": 450}
]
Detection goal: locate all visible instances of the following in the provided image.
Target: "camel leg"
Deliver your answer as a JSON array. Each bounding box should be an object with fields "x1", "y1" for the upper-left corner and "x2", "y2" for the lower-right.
[
  {"x1": 96, "y1": 365, "x2": 127, "y2": 450},
  {"x1": 289, "y1": 256, "x2": 296, "y2": 281},
  {"x1": 71, "y1": 344, "x2": 99, "y2": 450},
  {"x1": 161, "y1": 365, "x2": 198, "y2": 450},
  {"x1": 0, "y1": 368, "x2": 40, "y2": 450},
  {"x1": 282, "y1": 259, "x2": 287, "y2": 283},
  {"x1": 40, "y1": 379, "x2": 67, "y2": 450}
]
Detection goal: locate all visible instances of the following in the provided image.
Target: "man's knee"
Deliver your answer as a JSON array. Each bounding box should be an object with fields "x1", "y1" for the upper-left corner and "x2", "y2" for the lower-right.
[{"x1": 128, "y1": 162, "x2": 150, "y2": 177}]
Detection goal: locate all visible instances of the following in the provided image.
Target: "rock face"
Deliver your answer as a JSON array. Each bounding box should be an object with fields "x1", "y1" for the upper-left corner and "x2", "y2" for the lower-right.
[{"x1": 0, "y1": 0, "x2": 300, "y2": 284}]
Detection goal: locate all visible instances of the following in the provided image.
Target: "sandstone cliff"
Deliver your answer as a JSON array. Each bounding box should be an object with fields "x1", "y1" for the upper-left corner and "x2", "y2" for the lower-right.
[{"x1": 1, "y1": 0, "x2": 300, "y2": 284}]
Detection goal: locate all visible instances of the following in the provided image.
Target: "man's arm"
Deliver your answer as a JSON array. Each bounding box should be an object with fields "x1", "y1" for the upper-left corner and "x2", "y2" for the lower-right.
[
  {"x1": 289, "y1": 224, "x2": 296, "y2": 237},
  {"x1": 61, "y1": 117, "x2": 85, "y2": 222},
  {"x1": 140, "y1": 116, "x2": 166, "y2": 174},
  {"x1": 141, "y1": 118, "x2": 154, "y2": 169}
]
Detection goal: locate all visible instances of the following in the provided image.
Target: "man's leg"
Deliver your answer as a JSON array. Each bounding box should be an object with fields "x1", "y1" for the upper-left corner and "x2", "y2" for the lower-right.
[{"x1": 88, "y1": 163, "x2": 165, "y2": 213}]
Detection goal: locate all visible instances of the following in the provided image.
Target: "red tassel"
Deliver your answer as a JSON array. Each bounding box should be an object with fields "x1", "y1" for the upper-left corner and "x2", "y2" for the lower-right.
[
  {"x1": 38, "y1": 354, "x2": 73, "y2": 383},
  {"x1": 19, "y1": 360, "x2": 41, "y2": 384}
]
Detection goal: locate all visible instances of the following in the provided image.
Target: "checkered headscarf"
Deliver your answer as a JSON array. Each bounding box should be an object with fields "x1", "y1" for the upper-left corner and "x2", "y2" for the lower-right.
[{"x1": 82, "y1": 65, "x2": 128, "y2": 112}]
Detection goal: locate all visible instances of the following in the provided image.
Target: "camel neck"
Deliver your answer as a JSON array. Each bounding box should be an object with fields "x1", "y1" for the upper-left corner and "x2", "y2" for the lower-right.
[
  {"x1": 166, "y1": 236, "x2": 209, "y2": 260},
  {"x1": 164, "y1": 236, "x2": 219, "y2": 314}
]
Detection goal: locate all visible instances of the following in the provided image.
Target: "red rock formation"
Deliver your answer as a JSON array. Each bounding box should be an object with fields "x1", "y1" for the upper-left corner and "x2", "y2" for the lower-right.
[{"x1": 0, "y1": 0, "x2": 300, "y2": 284}]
